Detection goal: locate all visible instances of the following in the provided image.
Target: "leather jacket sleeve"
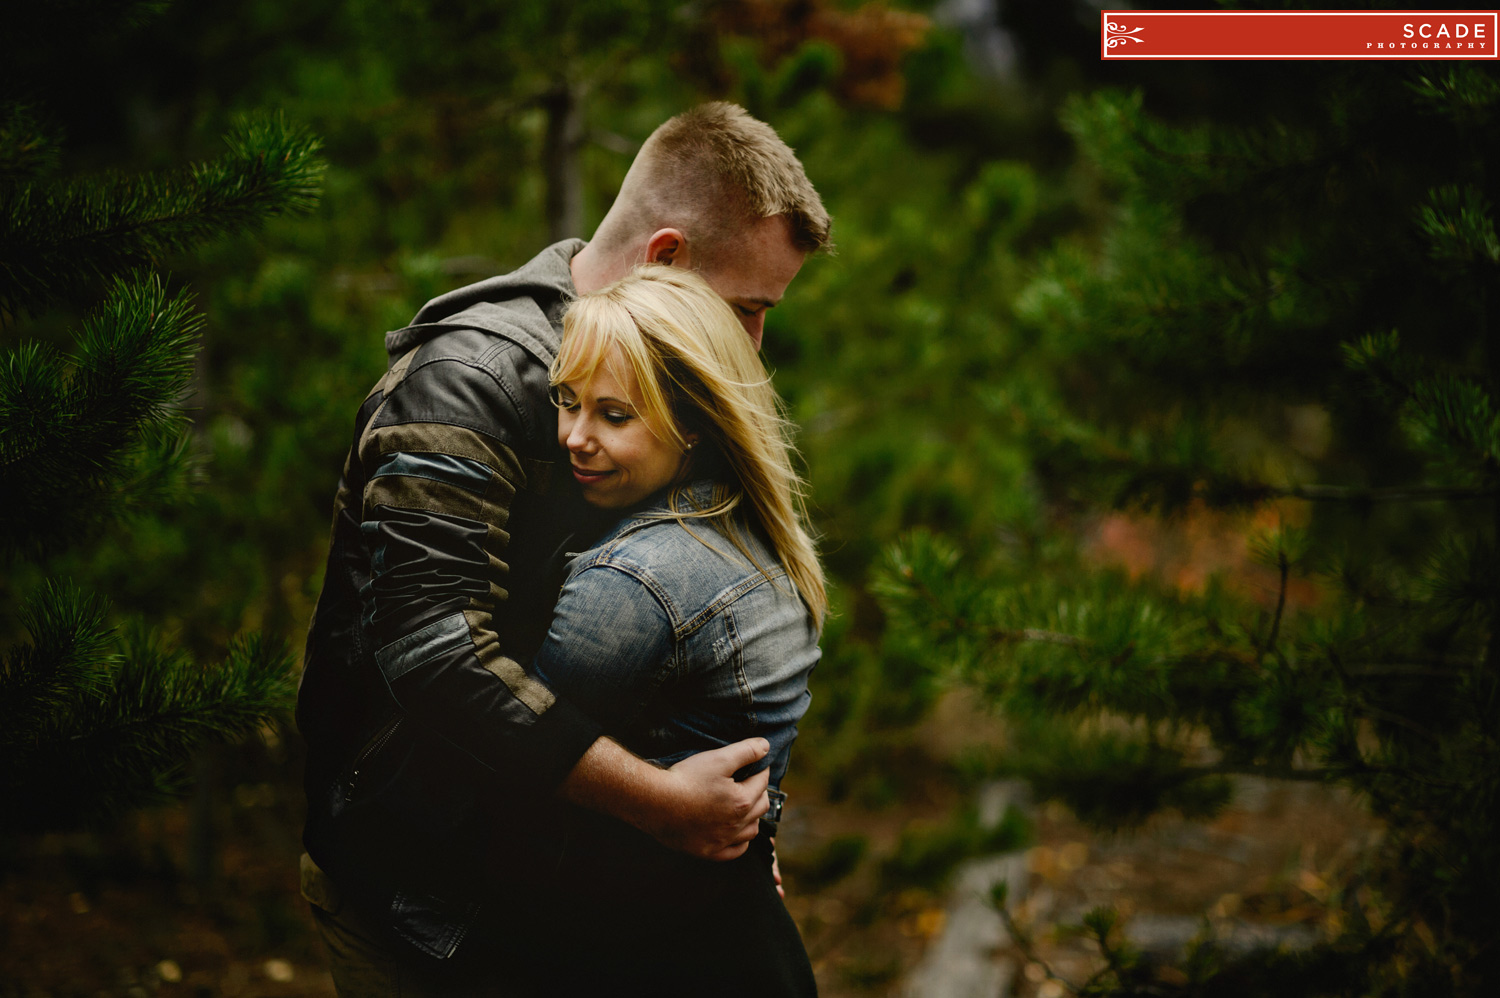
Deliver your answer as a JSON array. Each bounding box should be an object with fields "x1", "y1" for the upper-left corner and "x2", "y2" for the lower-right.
[{"x1": 348, "y1": 338, "x2": 602, "y2": 794}]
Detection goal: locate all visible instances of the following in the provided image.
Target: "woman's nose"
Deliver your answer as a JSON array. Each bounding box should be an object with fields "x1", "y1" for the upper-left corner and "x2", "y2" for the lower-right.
[{"x1": 564, "y1": 415, "x2": 595, "y2": 452}]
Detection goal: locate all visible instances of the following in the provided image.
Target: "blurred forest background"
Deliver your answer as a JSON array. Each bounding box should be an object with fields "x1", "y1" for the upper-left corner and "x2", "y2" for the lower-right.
[{"x1": 4, "y1": 1, "x2": 1497, "y2": 996}]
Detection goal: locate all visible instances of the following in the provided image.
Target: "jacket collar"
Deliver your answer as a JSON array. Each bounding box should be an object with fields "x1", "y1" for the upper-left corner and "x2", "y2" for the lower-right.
[{"x1": 383, "y1": 239, "x2": 587, "y2": 368}]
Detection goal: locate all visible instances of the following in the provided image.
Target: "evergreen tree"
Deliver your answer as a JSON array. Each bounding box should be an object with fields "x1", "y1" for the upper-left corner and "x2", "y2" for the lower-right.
[
  {"x1": 877, "y1": 62, "x2": 1500, "y2": 996},
  {"x1": 0, "y1": 1, "x2": 323, "y2": 833}
]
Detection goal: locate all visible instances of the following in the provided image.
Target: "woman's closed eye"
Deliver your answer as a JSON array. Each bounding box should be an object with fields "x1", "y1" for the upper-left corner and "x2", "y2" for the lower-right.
[
  {"x1": 549, "y1": 384, "x2": 579, "y2": 410},
  {"x1": 551, "y1": 385, "x2": 636, "y2": 425}
]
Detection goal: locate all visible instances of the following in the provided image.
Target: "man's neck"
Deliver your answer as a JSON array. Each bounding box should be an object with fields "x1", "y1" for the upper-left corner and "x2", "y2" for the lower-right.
[
  {"x1": 569, "y1": 242, "x2": 605, "y2": 296},
  {"x1": 570, "y1": 239, "x2": 647, "y2": 296}
]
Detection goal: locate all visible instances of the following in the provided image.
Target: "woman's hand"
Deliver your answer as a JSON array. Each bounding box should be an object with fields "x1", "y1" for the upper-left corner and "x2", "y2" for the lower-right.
[{"x1": 771, "y1": 838, "x2": 784, "y2": 899}]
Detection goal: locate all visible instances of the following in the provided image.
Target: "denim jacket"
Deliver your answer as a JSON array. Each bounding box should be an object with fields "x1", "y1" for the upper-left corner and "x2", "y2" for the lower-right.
[{"x1": 534, "y1": 482, "x2": 820, "y2": 797}]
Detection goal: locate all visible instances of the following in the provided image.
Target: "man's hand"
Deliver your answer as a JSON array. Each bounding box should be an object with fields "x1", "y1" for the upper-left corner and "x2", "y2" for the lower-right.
[
  {"x1": 651, "y1": 739, "x2": 771, "y2": 860},
  {"x1": 559, "y1": 736, "x2": 771, "y2": 861}
]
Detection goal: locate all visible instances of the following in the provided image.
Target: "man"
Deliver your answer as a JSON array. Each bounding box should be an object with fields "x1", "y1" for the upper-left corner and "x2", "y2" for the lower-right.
[{"x1": 298, "y1": 102, "x2": 830, "y2": 991}]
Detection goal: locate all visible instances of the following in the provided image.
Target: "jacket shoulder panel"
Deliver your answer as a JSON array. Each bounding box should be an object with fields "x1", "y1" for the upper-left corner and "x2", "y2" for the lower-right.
[
  {"x1": 578, "y1": 517, "x2": 787, "y2": 635},
  {"x1": 373, "y1": 333, "x2": 549, "y2": 452}
]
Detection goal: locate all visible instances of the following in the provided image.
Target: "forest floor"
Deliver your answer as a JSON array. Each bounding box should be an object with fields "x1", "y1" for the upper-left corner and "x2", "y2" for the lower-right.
[
  {"x1": 783, "y1": 694, "x2": 1378, "y2": 998},
  {"x1": 0, "y1": 697, "x2": 1375, "y2": 998}
]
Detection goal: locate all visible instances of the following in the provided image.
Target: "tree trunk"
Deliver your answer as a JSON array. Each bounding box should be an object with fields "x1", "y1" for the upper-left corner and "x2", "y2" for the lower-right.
[{"x1": 542, "y1": 80, "x2": 585, "y2": 243}]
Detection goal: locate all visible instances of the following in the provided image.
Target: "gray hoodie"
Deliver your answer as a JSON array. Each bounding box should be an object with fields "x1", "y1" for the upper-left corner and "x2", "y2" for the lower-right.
[{"x1": 384, "y1": 237, "x2": 585, "y2": 369}]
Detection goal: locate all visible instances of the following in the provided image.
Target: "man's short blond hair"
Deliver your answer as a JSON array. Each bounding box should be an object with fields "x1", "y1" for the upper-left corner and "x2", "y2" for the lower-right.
[{"x1": 592, "y1": 102, "x2": 831, "y2": 262}]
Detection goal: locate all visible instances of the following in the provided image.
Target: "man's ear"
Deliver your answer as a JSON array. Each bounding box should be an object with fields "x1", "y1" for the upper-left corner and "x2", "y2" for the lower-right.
[{"x1": 644, "y1": 228, "x2": 690, "y2": 268}]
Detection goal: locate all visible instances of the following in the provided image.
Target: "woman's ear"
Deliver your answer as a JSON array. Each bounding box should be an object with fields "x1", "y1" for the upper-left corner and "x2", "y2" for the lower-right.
[{"x1": 683, "y1": 432, "x2": 700, "y2": 453}]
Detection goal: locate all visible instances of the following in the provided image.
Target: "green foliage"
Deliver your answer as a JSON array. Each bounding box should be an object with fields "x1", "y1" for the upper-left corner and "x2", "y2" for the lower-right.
[
  {"x1": 750, "y1": 67, "x2": 1101, "y2": 790},
  {"x1": 784, "y1": 832, "x2": 869, "y2": 890},
  {"x1": 1, "y1": 274, "x2": 200, "y2": 559},
  {"x1": 877, "y1": 531, "x2": 1253, "y2": 732},
  {"x1": 999, "y1": 892, "x2": 1372, "y2": 998},
  {"x1": 1, "y1": 0, "x2": 319, "y2": 834},
  {"x1": 1000, "y1": 721, "x2": 1233, "y2": 829},
  {"x1": 0, "y1": 1, "x2": 1038, "y2": 817},
  {"x1": 1416, "y1": 184, "x2": 1500, "y2": 267},
  {"x1": 879, "y1": 801, "x2": 1030, "y2": 891},
  {"x1": 0, "y1": 581, "x2": 112, "y2": 732},
  {"x1": 0, "y1": 103, "x2": 60, "y2": 183},
  {"x1": 879, "y1": 62, "x2": 1500, "y2": 996},
  {"x1": 1, "y1": 585, "x2": 296, "y2": 832},
  {"x1": 0, "y1": 114, "x2": 323, "y2": 318},
  {"x1": 21, "y1": 0, "x2": 715, "y2": 657}
]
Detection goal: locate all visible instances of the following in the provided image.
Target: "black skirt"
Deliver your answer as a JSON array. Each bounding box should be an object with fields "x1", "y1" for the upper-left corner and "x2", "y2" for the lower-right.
[{"x1": 470, "y1": 817, "x2": 818, "y2": 997}]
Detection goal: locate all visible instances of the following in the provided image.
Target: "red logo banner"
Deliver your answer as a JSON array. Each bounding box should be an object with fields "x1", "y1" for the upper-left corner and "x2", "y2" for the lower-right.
[{"x1": 1101, "y1": 10, "x2": 1499, "y2": 60}]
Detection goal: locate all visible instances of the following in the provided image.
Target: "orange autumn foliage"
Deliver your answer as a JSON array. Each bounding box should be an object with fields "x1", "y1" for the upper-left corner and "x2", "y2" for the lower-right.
[{"x1": 715, "y1": 0, "x2": 930, "y2": 108}]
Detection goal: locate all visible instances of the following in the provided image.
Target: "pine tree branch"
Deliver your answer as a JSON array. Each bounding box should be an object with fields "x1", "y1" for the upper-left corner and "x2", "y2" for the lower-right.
[
  {"x1": 890, "y1": 547, "x2": 1093, "y2": 653},
  {"x1": 1353, "y1": 651, "x2": 1482, "y2": 668},
  {"x1": 988, "y1": 626, "x2": 1090, "y2": 648},
  {"x1": 62, "y1": 696, "x2": 280, "y2": 751},
  {"x1": 1081, "y1": 908, "x2": 1158, "y2": 996},
  {"x1": 0, "y1": 103, "x2": 60, "y2": 185},
  {"x1": 0, "y1": 273, "x2": 200, "y2": 558},
  {"x1": 1333, "y1": 651, "x2": 1449, "y2": 746},
  {"x1": 990, "y1": 888, "x2": 1081, "y2": 995},
  {"x1": 1, "y1": 0, "x2": 169, "y2": 58},
  {"x1": 1345, "y1": 664, "x2": 1471, "y2": 679},
  {"x1": 27, "y1": 634, "x2": 292, "y2": 758},
  {"x1": 2, "y1": 631, "x2": 296, "y2": 833},
  {"x1": 1255, "y1": 550, "x2": 1290, "y2": 661},
  {"x1": 0, "y1": 580, "x2": 112, "y2": 735},
  {"x1": 1354, "y1": 703, "x2": 1444, "y2": 746},
  {"x1": 1187, "y1": 763, "x2": 1343, "y2": 783},
  {"x1": 0, "y1": 114, "x2": 323, "y2": 318},
  {"x1": 1277, "y1": 484, "x2": 1496, "y2": 502}
]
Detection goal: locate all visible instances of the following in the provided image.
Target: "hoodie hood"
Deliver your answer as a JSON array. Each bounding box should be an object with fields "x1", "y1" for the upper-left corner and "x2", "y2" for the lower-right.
[{"x1": 383, "y1": 238, "x2": 587, "y2": 369}]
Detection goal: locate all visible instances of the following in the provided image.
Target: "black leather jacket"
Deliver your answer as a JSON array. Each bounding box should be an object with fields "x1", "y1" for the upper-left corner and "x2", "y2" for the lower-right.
[{"x1": 298, "y1": 240, "x2": 613, "y2": 959}]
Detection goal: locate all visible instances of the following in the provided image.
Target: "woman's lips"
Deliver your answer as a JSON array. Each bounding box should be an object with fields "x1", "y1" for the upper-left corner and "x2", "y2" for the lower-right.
[{"x1": 572, "y1": 465, "x2": 614, "y2": 484}]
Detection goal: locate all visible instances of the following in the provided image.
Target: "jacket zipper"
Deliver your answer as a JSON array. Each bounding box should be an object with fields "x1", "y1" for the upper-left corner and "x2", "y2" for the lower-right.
[{"x1": 344, "y1": 715, "x2": 403, "y2": 803}]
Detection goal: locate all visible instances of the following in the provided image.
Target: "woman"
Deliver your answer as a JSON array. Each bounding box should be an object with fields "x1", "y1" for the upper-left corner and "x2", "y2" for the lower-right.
[{"x1": 520, "y1": 264, "x2": 825, "y2": 995}]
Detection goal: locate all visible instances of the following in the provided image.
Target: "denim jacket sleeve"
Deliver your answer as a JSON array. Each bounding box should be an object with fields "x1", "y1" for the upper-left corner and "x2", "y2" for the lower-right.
[
  {"x1": 530, "y1": 562, "x2": 674, "y2": 737},
  {"x1": 526, "y1": 506, "x2": 816, "y2": 788}
]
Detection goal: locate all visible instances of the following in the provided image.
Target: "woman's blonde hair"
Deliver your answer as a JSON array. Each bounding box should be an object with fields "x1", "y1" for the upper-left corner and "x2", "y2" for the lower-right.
[{"x1": 551, "y1": 265, "x2": 826, "y2": 625}]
